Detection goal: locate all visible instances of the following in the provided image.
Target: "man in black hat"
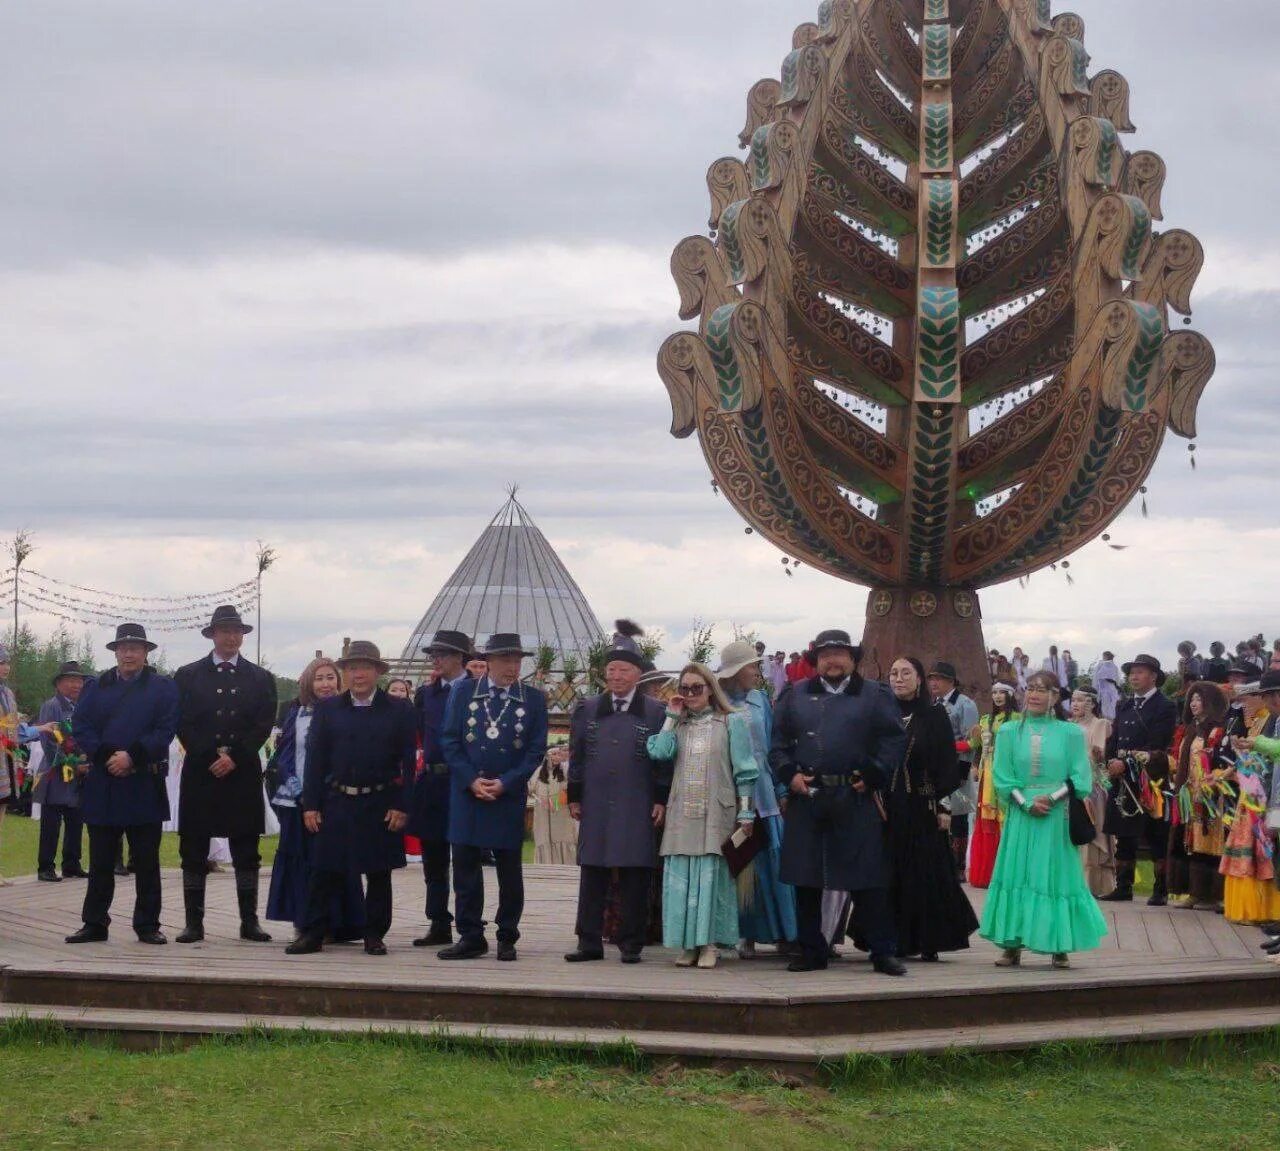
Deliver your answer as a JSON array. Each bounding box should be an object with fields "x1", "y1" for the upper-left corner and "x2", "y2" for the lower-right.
[
  {"x1": 408, "y1": 629, "x2": 474, "y2": 948},
  {"x1": 770, "y1": 629, "x2": 908, "y2": 975},
  {"x1": 68, "y1": 624, "x2": 179, "y2": 945},
  {"x1": 927, "y1": 661, "x2": 979, "y2": 880},
  {"x1": 173, "y1": 606, "x2": 278, "y2": 943},
  {"x1": 1102, "y1": 654, "x2": 1178, "y2": 904},
  {"x1": 438, "y1": 633, "x2": 548, "y2": 962},
  {"x1": 34, "y1": 662, "x2": 93, "y2": 881},
  {"x1": 564, "y1": 644, "x2": 670, "y2": 964}
]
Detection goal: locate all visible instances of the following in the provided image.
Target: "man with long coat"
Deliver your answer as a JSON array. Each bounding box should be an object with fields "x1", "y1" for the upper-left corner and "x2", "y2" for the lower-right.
[
  {"x1": 563, "y1": 646, "x2": 670, "y2": 964},
  {"x1": 174, "y1": 606, "x2": 278, "y2": 943},
  {"x1": 67, "y1": 624, "x2": 179, "y2": 945},
  {"x1": 438, "y1": 633, "x2": 548, "y2": 962},
  {"x1": 1102, "y1": 654, "x2": 1178, "y2": 904},
  {"x1": 408, "y1": 629, "x2": 473, "y2": 948},
  {"x1": 770, "y1": 629, "x2": 907, "y2": 975}
]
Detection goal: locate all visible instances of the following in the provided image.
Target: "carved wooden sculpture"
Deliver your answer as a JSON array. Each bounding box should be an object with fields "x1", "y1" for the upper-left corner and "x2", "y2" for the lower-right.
[{"x1": 658, "y1": 0, "x2": 1214, "y2": 688}]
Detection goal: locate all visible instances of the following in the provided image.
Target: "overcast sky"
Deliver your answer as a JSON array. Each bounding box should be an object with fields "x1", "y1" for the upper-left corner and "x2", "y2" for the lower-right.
[{"x1": 2, "y1": 0, "x2": 1276, "y2": 676}]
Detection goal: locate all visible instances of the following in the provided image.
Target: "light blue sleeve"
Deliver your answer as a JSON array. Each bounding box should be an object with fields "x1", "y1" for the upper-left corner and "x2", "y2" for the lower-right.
[
  {"x1": 727, "y1": 712, "x2": 761, "y2": 798},
  {"x1": 646, "y1": 725, "x2": 678, "y2": 762}
]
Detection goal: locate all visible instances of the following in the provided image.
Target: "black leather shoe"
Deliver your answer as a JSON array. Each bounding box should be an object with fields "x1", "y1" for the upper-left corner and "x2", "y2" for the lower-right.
[
  {"x1": 1262, "y1": 937, "x2": 1280, "y2": 955},
  {"x1": 240, "y1": 919, "x2": 273, "y2": 943},
  {"x1": 285, "y1": 932, "x2": 324, "y2": 955},
  {"x1": 1259, "y1": 921, "x2": 1280, "y2": 935},
  {"x1": 136, "y1": 931, "x2": 168, "y2": 945},
  {"x1": 1099, "y1": 888, "x2": 1132, "y2": 902},
  {"x1": 872, "y1": 955, "x2": 908, "y2": 977},
  {"x1": 620, "y1": 951, "x2": 642, "y2": 965},
  {"x1": 437, "y1": 938, "x2": 488, "y2": 961},
  {"x1": 113, "y1": 864, "x2": 130, "y2": 877},
  {"x1": 37, "y1": 868, "x2": 62, "y2": 882},
  {"x1": 65, "y1": 925, "x2": 108, "y2": 944},
  {"x1": 786, "y1": 957, "x2": 828, "y2": 973},
  {"x1": 364, "y1": 938, "x2": 388, "y2": 956},
  {"x1": 564, "y1": 949, "x2": 605, "y2": 963},
  {"x1": 413, "y1": 924, "x2": 453, "y2": 947},
  {"x1": 62, "y1": 866, "x2": 88, "y2": 879},
  {"x1": 1146, "y1": 893, "x2": 1168, "y2": 907},
  {"x1": 176, "y1": 921, "x2": 204, "y2": 944},
  {"x1": 496, "y1": 943, "x2": 518, "y2": 962}
]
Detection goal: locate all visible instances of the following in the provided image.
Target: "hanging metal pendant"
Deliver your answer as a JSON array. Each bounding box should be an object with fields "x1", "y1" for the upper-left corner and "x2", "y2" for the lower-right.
[
  {"x1": 486, "y1": 725, "x2": 500, "y2": 741},
  {"x1": 516, "y1": 707, "x2": 526, "y2": 718},
  {"x1": 514, "y1": 739, "x2": 524, "y2": 749},
  {"x1": 467, "y1": 717, "x2": 477, "y2": 728},
  {"x1": 466, "y1": 733, "x2": 476, "y2": 743},
  {"x1": 468, "y1": 701, "x2": 479, "y2": 712}
]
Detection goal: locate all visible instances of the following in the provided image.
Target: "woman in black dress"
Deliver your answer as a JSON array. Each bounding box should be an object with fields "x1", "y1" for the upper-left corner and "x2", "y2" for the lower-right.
[{"x1": 884, "y1": 656, "x2": 979, "y2": 960}]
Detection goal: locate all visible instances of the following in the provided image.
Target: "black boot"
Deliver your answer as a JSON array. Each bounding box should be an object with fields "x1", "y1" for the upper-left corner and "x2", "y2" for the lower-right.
[
  {"x1": 1101, "y1": 861, "x2": 1134, "y2": 902},
  {"x1": 1147, "y1": 860, "x2": 1168, "y2": 907},
  {"x1": 236, "y1": 868, "x2": 272, "y2": 942},
  {"x1": 176, "y1": 870, "x2": 206, "y2": 943}
]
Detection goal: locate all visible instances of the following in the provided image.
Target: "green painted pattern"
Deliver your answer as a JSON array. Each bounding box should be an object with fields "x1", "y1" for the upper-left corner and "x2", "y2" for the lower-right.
[
  {"x1": 1122, "y1": 302, "x2": 1165, "y2": 412},
  {"x1": 923, "y1": 26, "x2": 951, "y2": 82},
  {"x1": 718, "y1": 200, "x2": 748, "y2": 283},
  {"x1": 1120, "y1": 197, "x2": 1152, "y2": 280},
  {"x1": 779, "y1": 49, "x2": 802, "y2": 103},
  {"x1": 817, "y1": 0, "x2": 836, "y2": 36},
  {"x1": 705, "y1": 303, "x2": 745, "y2": 412},
  {"x1": 1068, "y1": 38, "x2": 1089, "y2": 91},
  {"x1": 1096, "y1": 119, "x2": 1119, "y2": 186},
  {"x1": 1036, "y1": 0, "x2": 1052, "y2": 25},
  {"x1": 916, "y1": 287, "x2": 961, "y2": 399},
  {"x1": 924, "y1": 0, "x2": 949, "y2": 20},
  {"x1": 924, "y1": 179, "x2": 955, "y2": 266},
  {"x1": 923, "y1": 103, "x2": 952, "y2": 170},
  {"x1": 750, "y1": 126, "x2": 772, "y2": 190}
]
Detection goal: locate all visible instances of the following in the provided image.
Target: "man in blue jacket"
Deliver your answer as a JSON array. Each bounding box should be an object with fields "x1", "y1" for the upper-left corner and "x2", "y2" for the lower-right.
[
  {"x1": 438, "y1": 633, "x2": 548, "y2": 962},
  {"x1": 67, "y1": 624, "x2": 179, "y2": 945}
]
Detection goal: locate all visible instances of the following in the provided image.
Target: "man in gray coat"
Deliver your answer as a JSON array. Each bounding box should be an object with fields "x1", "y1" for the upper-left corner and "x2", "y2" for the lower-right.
[
  {"x1": 564, "y1": 647, "x2": 670, "y2": 964},
  {"x1": 770, "y1": 629, "x2": 907, "y2": 975}
]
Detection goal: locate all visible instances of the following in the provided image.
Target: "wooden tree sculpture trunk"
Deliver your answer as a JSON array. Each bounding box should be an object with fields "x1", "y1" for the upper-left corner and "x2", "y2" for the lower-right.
[{"x1": 658, "y1": 0, "x2": 1215, "y2": 693}]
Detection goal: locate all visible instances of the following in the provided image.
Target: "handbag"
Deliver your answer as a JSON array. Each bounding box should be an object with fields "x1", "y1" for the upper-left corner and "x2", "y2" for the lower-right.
[
  {"x1": 1066, "y1": 779, "x2": 1095, "y2": 846},
  {"x1": 721, "y1": 815, "x2": 765, "y2": 878}
]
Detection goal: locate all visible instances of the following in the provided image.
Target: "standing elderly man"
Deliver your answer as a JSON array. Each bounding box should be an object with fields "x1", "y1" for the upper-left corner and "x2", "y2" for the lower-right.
[
  {"x1": 174, "y1": 606, "x2": 278, "y2": 944},
  {"x1": 34, "y1": 661, "x2": 94, "y2": 882},
  {"x1": 1102, "y1": 654, "x2": 1178, "y2": 904},
  {"x1": 770, "y1": 629, "x2": 908, "y2": 976},
  {"x1": 439, "y1": 633, "x2": 548, "y2": 962},
  {"x1": 286, "y1": 641, "x2": 415, "y2": 956},
  {"x1": 927, "y1": 661, "x2": 980, "y2": 880},
  {"x1": 408, "y1": 629, "x2": 474, "y2": 948},
  {"x1": 67, "y1": 624, "x2": 179, "y2": 945},
  {"x1": 564, "y1": 644, "x2": 670, "y2": 964}
]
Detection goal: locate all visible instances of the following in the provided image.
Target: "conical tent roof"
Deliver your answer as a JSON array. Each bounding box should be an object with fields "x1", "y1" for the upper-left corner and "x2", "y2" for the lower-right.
[{"x1": 400, "y1": 491, "x2": 606, "y2": 667}]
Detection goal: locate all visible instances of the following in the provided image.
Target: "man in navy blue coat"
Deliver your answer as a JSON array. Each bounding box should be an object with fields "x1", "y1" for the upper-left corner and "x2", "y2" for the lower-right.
[
  {"x1": 408, "y1": 629, "x2": 473, "y2": 948},
  {"x1": 285, "y1": 641, "x2": 415, "y2": 956},
  {"x1": 67, "y1": 624, "x2": 179, "y2": 945},
  {"x1": 438, "y1": 633, "x2": 548, "y2": 962}
]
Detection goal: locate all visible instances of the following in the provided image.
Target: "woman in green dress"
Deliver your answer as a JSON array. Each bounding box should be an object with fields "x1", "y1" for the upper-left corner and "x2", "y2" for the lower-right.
[
  {"x1": 648, "y1": 663, "x2": 759, "y2": 969},
  {"x1": 979, "y1": 670, "x2": 1109, "y2": 969}
]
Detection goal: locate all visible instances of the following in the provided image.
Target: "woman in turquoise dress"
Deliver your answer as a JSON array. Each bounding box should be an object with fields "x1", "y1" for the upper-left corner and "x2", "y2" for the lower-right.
[
  {"x1": 648, "y1": 663, "x2": 759, "y2": 969},
  {"x1": 979, "y1": 670, "x2": 1108, "y2": 969}
]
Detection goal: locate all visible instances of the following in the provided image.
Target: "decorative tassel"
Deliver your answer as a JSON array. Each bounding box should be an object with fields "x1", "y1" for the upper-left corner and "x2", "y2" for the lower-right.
[
  {"x1": 736, "y1": 862, "x2": 757, "y2": 911},
  {"x1": 1141, "y1": 495, "x2": 1148, "y2": 518}
]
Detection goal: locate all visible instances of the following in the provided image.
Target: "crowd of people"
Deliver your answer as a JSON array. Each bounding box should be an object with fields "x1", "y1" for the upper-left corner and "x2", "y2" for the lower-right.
[{"x1": 1, "y1": 614, "x2": 1279, "y2": 974}]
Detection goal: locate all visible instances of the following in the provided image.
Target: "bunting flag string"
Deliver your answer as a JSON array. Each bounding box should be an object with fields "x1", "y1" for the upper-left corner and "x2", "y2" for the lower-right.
[
  {"x1": 10, "y1": 572, "x2": 258, "y2": 620},
  {"x1": 1, "y1": 566, "x2": 256, "y2": 607},
  {"x1": 0, "y1": 592, "x2": 258, "y2": 633}
]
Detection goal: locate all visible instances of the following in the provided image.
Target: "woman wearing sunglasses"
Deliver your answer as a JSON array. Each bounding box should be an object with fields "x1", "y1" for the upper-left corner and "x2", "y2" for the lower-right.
[{"x1": 647, "y1": 663, "x2": 760, "y2": 968}]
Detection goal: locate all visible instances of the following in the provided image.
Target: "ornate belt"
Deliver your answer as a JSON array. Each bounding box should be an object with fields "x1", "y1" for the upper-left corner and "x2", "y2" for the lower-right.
[{"x1": 332, "y1": 782, "x2": 388, "y2": 797}]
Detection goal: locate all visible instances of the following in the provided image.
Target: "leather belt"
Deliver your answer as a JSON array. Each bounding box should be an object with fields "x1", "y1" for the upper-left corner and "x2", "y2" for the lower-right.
[
  {"x1": 332, "y1": 782, "x2": 388, "y2": 797},
  {"x1": 814, "y1": 774, "x2": 856, "y2": 788}
]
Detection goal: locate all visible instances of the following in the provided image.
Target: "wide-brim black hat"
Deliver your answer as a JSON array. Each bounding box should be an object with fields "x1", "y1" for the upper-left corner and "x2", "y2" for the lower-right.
[
  {"x1": 106, "y1": 623, "x2": 157, "y2": 652},
  {"x1": 1227, "y1": 660, "x2": 1257, "y2": 679},
  {"x1": 51, "y1": 660, "x2": 92, "y2": 686},
  {"x1": 335, "y1": 639, "x2": 390, "y2": 675},
  {"x1": 1244, "y1": 670, "x2": 1280, "y2": 695},
  {"x1": 928, "y1": 661, "x2": 959, "y2": 682},
  {"x1": 479, "y1": 633, "x2": 533, "y2": 658},
  {"x1": 603, "y1": 648, "x2": 646, "y2": 671},
  {"x1": 422, "y1": 629, "x2": 472, "y2": 658},
  {"x1": 810, "y1": 629, "x2": 863, "y2": 662},
  {"x1": 1122, "y1": 654, "x2": 1167, "y2": 688},
  {"x1": 201, "y1": 604, "x2": 253, "y2": 639}
]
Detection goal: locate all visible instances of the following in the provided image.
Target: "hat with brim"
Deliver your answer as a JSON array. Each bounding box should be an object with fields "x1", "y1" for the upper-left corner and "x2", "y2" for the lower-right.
[
  {"x1": 927, "y1": 661, "x2": 959, "y2": 683},
  {"x1": 1227, "y1": 660, "x2": 1256, "y2": 680},
  {"x1": 479, "y1": 633, "x2": 533, "y2": 658},
  {"x1": 201, "y1": 604, "x2": 252, "y2": 639},
  {"x1": 335, "y1": 639, "x2": 390, "y2": 675},
  {"x1": 604, "y1": 648, "x2": 646, "y2": 672},
  {"x1": 638, "y1": 667, "x2": 675, "y2": 687},
  {"x1": 422, "y1": 629, "x2": 472, "y2": 658},
  {"x1": 810, "y1": 629, "x2": 863, "y2": 662},
  {"x1": 106, "y1": 623, "x2": 157, "y2": 652},
  {"x1": 1122, "y1": 654, "x2": 1167, "y2": 688},
  {"x1": 51, "y1": 660, "x2": 92, "y2": 687},
  {"x1": 1241, "y1": 670, "x2": 1280, "y2": 697},
  {"x1": 715, "y1": 640, "x2": 762, "y2": 679}
]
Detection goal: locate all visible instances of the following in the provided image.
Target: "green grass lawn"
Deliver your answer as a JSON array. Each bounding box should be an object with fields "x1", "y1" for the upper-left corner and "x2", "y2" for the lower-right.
[{"x1": 0, "y1": 1022, "x2": 1277, "y2": 1150}]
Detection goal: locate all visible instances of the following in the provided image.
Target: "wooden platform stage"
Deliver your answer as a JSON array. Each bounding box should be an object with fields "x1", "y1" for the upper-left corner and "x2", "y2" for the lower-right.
[{"x1": 2, "y1": 865, "x2": 1278, "y2": 1067}]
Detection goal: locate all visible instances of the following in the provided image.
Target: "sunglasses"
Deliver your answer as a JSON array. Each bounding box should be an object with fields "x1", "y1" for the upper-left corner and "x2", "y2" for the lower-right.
[{"x1": 678, "y1": 683, "x2": 708, "y2": 695}]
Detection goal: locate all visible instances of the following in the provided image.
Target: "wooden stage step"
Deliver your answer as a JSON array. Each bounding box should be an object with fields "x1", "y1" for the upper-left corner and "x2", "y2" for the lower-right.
[{"x1": 2, "y1": 866, "x2": 1278, "y2": 1065}]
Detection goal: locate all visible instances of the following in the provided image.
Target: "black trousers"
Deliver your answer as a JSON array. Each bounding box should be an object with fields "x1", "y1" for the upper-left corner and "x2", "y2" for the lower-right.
[
  {"x1": 421, "y1": 838, "x2": 452, "y2": 926},
  {"x1": 304, "y1": 869, "x2": 392, "y2": 941},
  {"x1": 82, "y1": 823, "x2": 163, "y2": 934},
  {"x1": 179, "y1": 831, "x2": 260, "y2": 873},
  {"x1": 38, "y1": 803, "x2": 83, "y2": 871},
  {"x1": 795, "y1": 885, "x2": 896, "y2": 964},
  {"x1": 453, "y1": 843, "x2": 523, "y2": 944},
  {"x1": 575, "y1": 865, "x2": 651, "y2": 955},
  {"x1": 1114, "y1": 815, "x2": 1170, "y2": 864}
]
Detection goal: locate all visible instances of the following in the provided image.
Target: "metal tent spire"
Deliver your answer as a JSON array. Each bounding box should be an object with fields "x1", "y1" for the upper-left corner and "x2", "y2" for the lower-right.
[{"x1": 399, "y1": 487, "x2": 606, "y2": 668}]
